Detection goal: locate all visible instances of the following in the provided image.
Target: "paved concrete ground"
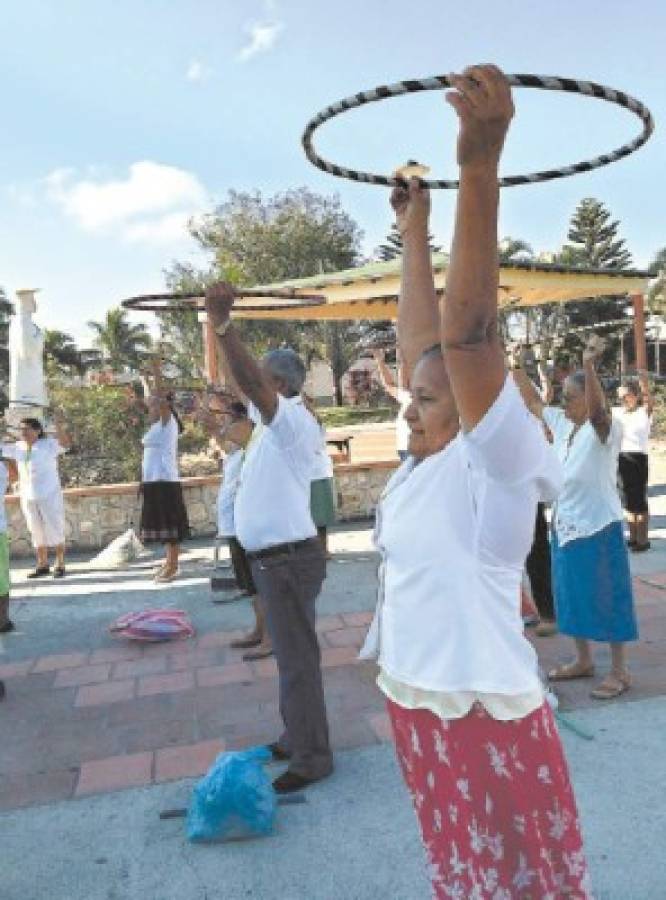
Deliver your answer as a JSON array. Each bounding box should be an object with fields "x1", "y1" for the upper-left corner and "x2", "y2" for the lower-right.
[
  {"x1": 3, "y1": 697, "x2": 666, "y2": 900},
  {"x1": 2, "y1": 454, "x2": 666, "y2": 898}
]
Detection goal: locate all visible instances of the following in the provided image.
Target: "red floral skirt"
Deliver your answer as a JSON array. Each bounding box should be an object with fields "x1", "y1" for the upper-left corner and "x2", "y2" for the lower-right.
[{"x1": 387, "y1": 699, "x2": 592, "y2": 899}]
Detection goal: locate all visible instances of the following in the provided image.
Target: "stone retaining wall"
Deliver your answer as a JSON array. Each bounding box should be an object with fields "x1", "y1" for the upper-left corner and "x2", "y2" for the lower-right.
[{"x1": 5, "y1": 461, "x2": 398, "y2": 558}]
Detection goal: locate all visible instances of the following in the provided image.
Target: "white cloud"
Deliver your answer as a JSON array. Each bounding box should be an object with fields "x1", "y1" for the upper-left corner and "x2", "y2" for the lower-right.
[
  {"x1": 186, "y1": 59, "x2": 211, "y2": 83},
  {"x1": 45, "y1": 161, "x2": 209, "y2": 244},
  {"x1": 237, "y1": 17, "x2": 284, "y2": 62}
]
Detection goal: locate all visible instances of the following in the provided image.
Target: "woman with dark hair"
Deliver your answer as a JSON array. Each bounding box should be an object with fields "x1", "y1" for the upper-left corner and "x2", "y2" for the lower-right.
[
  {"x1": 362, "y1": 67, "x2": 590, "y2": 897},
  {"x1": 1, "y1": 415, "x2": 71, "y2": 578},
  {"x1": 139, "y1": 391, "x2": 189, "y2": 583},
  {"x1": 613, "y1": 374, "x2": 653, "y2": 552}
]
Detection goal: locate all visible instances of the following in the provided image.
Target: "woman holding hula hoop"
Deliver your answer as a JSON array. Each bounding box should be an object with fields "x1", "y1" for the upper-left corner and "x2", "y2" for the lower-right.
[{"x1": 361, "y1": 66, "x2": 590, "y2": 898}]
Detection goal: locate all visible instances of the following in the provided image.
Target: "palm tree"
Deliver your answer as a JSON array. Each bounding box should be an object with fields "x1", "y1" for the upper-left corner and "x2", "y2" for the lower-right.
[
  {"x1": 87, "y1": 308, "x2": 153, "y2": 373},
  {"x1": 43, "y1": 329, "x2": 84, "y2": 377},
  {"x1": 498, "y1": 237, "x2": 534, "y2": 265}
]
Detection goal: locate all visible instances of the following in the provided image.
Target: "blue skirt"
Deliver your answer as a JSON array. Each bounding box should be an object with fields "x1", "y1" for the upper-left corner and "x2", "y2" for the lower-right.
[{"x1": 551, "y1": 520, "x2": 638, "y2": 642}]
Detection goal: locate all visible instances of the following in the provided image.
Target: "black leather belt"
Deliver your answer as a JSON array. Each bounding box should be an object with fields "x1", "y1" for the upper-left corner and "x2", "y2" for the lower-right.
[{"x1": 246, "y1": 537, "x2": 320, "y2": 562}]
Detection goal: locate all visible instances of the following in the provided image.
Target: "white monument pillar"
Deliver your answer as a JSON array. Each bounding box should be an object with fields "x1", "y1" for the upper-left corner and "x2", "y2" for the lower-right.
[{"x1": 7, "y1": 289, "x2": 48, "y2": 428}]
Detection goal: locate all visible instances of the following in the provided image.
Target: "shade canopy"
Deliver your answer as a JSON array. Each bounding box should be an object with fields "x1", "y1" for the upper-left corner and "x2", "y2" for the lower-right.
[{"x1": 232, "y1": 255, "x2": 651, "y2": 321}]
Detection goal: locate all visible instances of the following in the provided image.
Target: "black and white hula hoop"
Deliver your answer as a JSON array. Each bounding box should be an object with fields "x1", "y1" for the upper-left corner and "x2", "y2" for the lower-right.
[
  {"x1": 121, "y1": 289, "x2": 326, "y2": 313},
  {"x1": 302, "y1": 73, "x2": 654, "y2": 188}
]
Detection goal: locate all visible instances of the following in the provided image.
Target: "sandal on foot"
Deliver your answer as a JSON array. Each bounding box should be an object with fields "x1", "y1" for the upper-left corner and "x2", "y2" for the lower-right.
[
  {"x1": 53, "y1": 567, "x2": 66, "y2": 579},
  {"x1": 591, "y1": 673, "x2": 631, "y2": 700},
  {"x1": 27, "y1": 566, "x2": 51, "y2": 579},
  {"x1": 549, "y1": 662, "x2": 595, "y2": 681}
]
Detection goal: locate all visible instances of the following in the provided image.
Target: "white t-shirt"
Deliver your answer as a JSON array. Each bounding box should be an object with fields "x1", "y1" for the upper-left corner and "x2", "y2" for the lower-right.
[
  {"x1": 217, "y1": 447, "x2": 244, "y2": 538},
  {"x1": 141, "y1": 416, "x2": 179, "y2": 482},
  {"x1": 1, "y1": 438, "x2": 65, "y2": 501},
  {"x1": 395, "y1": 388, "x2": 411, "y2": 454},
  {"x1": 543, "y1": 407, "x2": 623, "y2": 546},
  {"x1": 234, "y1": 395, "x2": 319, "y2": 552},
  {"x1": 311, "y1": 426, "x2": 334, "y2": 481},
  {"x1": 0, "y1": 461, "x2": 7, "y2": 533},
  {"x1": 363, "y1": 375, "x2": 562, "y2": 696},
  {"x1": 612, "y1": 405, "x2": 652, "y2": 454}
]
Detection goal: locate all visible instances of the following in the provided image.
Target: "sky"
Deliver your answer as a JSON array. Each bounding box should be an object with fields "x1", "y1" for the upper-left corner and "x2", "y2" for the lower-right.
[{"x1": 1, "y1": 0, "x2": 664, "y2": 346}]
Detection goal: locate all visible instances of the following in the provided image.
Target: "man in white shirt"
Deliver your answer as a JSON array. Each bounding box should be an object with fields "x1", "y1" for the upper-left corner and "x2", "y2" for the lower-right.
[{"x1": 204, "y1": 284, "x2": 332, "y2": 794}]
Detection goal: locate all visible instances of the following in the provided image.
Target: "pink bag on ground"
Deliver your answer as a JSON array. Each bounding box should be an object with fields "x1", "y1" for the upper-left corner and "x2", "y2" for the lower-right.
[{"x1": 109, "y1": 609, "x2": 195, "y2": 642}]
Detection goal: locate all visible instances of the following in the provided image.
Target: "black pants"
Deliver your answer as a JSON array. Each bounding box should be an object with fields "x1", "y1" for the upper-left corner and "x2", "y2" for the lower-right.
[{"x1": 525, "y1": 503, "x2": 555, "y2": 621}]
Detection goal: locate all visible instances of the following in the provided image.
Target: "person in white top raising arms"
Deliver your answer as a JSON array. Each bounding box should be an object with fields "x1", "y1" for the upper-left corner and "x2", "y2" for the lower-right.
[
  {"x1": 1, "y1": 414, "x2": 71, "y2": 579},
  {"x1": 138, "y1": 369, "x2": 190, "y2": 583},
  {"x1": 360, "y1": 66, "x2": 589, "y2": 898},
  {"x1": 204, "y1": 288, "x2": 332, "y2": 795},
  {"x1": 613, "y1": 373, "x2": 654, "y2": 552},
  {"x1": 517, "y1": 337, "x2": 638, "y2": 701}
]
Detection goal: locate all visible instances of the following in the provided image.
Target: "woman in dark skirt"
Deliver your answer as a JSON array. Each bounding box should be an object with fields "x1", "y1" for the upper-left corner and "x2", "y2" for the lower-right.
[
  {"x1": 613, "y1": 376, "x2": 653, "y2": 552},
  {"x1": 140, "y1": 392, "x2": 189, "y2": 583}
]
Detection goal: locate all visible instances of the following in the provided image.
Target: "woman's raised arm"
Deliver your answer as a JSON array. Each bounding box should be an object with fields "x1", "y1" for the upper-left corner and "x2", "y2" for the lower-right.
[{"x1": 441, "y1": 65, "x2": 514, "y2": 431}]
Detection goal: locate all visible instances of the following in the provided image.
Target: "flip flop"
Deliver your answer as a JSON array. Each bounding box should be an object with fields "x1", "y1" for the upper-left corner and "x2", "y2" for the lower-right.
[
  {"x1": 549, "y1": 662, "x2": 595, "y2": 681},
  {"x1": 591, "y1": 673, "x2": 631, "y2": 700}
]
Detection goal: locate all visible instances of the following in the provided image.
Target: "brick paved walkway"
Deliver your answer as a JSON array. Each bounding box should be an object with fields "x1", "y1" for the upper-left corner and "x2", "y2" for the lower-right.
[{"x1": 1, "y1": 567, "x2": 665, "y2": 813}]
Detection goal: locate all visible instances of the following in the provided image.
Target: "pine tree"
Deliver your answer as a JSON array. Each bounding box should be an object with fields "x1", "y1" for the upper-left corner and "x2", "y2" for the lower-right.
[
  {"x1": 375, "y1": 223, "x2": 441, "y2": 262},
  {"x1": 559, "y1": 198, "x2": 632, "y2": 270},
  {"x1": 554, "y1": 199, "x2": 633, "y2": 370}
]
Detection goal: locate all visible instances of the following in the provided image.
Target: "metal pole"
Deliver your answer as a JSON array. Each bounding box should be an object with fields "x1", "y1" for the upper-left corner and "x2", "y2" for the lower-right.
[{"x1": 632, "y1": 293, "x2": 648, "y2": 375}]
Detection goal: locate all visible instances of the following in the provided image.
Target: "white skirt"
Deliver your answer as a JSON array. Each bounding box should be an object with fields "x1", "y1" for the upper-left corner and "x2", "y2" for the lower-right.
[{"x1": 20, "y1": 489, "x2": 66, "y2": 548}]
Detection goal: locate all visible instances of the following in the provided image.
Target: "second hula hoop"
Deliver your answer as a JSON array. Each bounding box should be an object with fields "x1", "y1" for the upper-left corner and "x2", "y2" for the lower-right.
[
  {"x1": 302, "y1": 73, "x2": 654, "y2": 189},
  {"x1": 121, "y1": 289, "x2": 326, "y2": 313}
]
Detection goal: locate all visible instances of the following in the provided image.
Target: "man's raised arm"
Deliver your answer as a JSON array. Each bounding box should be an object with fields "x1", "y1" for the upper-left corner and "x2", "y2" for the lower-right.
[{"x1": 204, "y1": 283, "x2": 278, "y2": 423}]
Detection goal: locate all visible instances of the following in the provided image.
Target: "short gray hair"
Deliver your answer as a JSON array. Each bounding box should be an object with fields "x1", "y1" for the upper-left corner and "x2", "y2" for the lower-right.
[{"x1": 263, "y1": 348, "x2": 307, "y2": 396}]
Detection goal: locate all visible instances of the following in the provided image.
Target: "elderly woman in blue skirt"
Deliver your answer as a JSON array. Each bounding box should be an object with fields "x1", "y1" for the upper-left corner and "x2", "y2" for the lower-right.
[{"x1": 517, "y1": 337, "x2": 638, "y2": 699}]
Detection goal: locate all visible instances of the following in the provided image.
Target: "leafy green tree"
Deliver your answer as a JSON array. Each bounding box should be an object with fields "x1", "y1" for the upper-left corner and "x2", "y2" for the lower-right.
[
  {"x1": 44, "y1": 329, "x2": 84, "y2": 378},
  {"x1": 165, "y1": 187, "x2": 366, "y2": 401},
  {"x1": 498, "y1": 237, "x2": 534, "y2": 265},
  {"x1": 87, "y1": 308, "x2": 153, "y2": 373}
]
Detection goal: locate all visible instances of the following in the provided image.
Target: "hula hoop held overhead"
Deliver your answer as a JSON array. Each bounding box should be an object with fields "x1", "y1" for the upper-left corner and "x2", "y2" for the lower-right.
[
  {"x1": 302, "y1": 73, "x2": 654, "y2": 189},
  {"x1": 121, "y1": 289, "x2": 326, "y2": 313}
]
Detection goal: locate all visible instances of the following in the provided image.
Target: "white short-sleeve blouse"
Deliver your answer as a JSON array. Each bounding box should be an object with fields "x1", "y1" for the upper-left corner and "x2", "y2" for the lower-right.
[{"x1": 362, "y1": 375, "x2": 562, "y2": 715}]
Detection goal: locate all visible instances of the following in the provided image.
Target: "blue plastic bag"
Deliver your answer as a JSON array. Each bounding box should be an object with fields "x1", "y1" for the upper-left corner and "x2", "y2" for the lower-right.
[{"x1": 186, "y1": 746, "x2": 276, "y2": 843}]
